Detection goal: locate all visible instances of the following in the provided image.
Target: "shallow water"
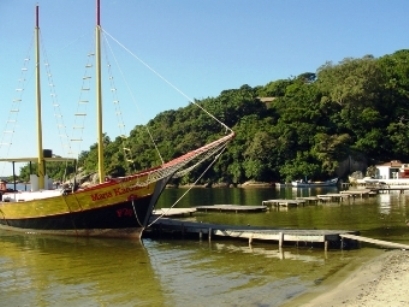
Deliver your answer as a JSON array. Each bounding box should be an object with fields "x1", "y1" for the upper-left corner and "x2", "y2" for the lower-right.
[
  {"x1": 1, "y1": 187, "x2": 408, "y2": 306},
  {"x1": 158, "y1": 187, "x2": 409, "y2": 245}
]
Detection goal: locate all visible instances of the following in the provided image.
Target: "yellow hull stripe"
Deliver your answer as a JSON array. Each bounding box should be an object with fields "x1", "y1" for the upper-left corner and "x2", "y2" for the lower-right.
[{"x1": 0, "y1": 176, "x2": 156, "y2": 219}]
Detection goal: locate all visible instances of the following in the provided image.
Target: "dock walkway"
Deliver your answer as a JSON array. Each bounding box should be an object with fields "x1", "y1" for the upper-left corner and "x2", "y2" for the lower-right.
[
  {"x1": 153, "y1": 208, "x2": 197, "y2": 217},
  {"x1": 340, "y1": 234, "x2": 409, "y2": 250},
  {"x1": 316, "y1": 193, "x2": 351, "y2": 202},
  {"x1": 153, "y1": 205, "x2": 266, "y2": 216},
  {"x1": 262, "y1": 199, "x2": 306, "y2": 207},
  {"x1": 146, "y1": 217, "x2": 359, "y2": 250},
  {"x1": 371, "y1": 187, "x2": 409, "y2": 194},
  {"x1": 296, "y1": 196, "x2": 320, "y2": 205},
  {"x1": 195, "y1": 204, "x2": 267, "y2": 213},
  {"x1": 263, "y1": 193, "x2": 352, "y2": 207},
  {"x1": 340, "y1": 189, "x2": 374, "y2": 198}
]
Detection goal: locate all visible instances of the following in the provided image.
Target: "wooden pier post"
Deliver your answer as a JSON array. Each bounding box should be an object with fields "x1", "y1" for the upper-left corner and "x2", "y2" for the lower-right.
[
  {"x1": 199, "y1": 230, "x2": 202, "y2": 240},
  {"x1": 279, "y1": 232, "x2": 284, "y2": 248},
  {"x1": 324, "y1": 240, "x2": 328, "y2": 252},
  {"x1": 249, "y1": 235, "x2": 253, "y2": 245},
  {"x1": 208, "y1": 228, "x2": 212, "y2": 242}
]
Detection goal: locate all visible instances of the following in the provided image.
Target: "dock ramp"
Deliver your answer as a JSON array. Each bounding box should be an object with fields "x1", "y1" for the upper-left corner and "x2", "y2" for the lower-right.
[{"x1": 340, "y1": 234, "x2": 409, "y2": 250}]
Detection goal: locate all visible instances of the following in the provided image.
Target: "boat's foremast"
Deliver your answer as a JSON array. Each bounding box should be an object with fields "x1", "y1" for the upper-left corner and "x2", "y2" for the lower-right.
[
  {"x1": 96, "y1": 0, "x2": 105, "y2": 184},
  {"x1": 35, "y1": 5, "x2": 45, "y2": 189}
]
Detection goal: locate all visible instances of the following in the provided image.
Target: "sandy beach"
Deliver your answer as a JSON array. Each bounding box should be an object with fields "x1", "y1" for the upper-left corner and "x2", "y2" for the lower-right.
[{"x1": 287, "y1": 249, "x2": 409, "y2": 307}]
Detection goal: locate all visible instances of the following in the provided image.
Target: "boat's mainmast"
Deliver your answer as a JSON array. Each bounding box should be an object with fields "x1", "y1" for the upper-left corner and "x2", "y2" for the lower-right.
[
  {"x1": 96, "y1": 0, "x2": 105, "y2": 183},
  {"x1": 35, "y1": 5, "x2": 45, "y2": 189}
]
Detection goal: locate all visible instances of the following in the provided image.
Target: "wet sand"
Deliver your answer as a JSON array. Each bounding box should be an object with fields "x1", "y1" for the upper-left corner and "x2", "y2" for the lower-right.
[{"x1": 285, "y1": 249, "x2": 409, "y2": 307}]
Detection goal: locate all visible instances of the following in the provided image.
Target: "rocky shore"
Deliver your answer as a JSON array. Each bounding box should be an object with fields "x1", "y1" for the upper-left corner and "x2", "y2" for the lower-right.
[{"x1": 288, "y1": 249, "x2": 409, "y2": 307}]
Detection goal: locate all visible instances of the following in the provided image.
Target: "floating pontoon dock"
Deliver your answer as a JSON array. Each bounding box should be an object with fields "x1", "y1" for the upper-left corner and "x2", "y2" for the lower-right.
[
  {"x1": 316, "y1": 193, "x2": 351, "y2": 202},
  {"x1": 295, "y1": 196, "x2": 320, "y2": 205},
  {"x1": 147, "y1": 207, "x2": 409, "y2": 250},
  {"x1": 340, "y1": 189, "x2": 375, "y2": 198},
  {"x1": 154, "y1": 205, "x2": 267, "y2": 215},
  {"x1": 371, "y1": 187, "x2": 409, "y2": 194},
  {"x1": 261, "y1": 199, "x2": 306, "y2": 207},
  {"x1": 153, "y1": 208, "x2": 197, "y2": 217},
  {"x1": 146, "y1": 215, "x2": 359, "y2": 250},
  {"x1": 195, "y1": 204, "x2": 267, "y2": 213}
]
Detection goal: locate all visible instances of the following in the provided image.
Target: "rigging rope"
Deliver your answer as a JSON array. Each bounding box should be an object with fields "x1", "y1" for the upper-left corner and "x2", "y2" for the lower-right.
[
  {"x1": 0, "y1": 36, "x2": 34, "y2": 176},
  {"x1": 124, "y1": 132, "x2": 234, "y2": 189},
  {"x1": 102, "y1": 32, "x2": 165, "y2": 166},
  {"x1": 131, "y1": 198, "x2": 144, "y2": 228},
  {"x1": 40, "y1": 32, "x2": 73, "y2": 158},
  {"x1": 102, "y1": 28, "x2": 233, "y2": 134},
  {"x1": 147, "y1": 145, "x2": 227, "y2": 227},
  {"x1": 68, "y1": 35, "x2": 95, "y2": 160}
]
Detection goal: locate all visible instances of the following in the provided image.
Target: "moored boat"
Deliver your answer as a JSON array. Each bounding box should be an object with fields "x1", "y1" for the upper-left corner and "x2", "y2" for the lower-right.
[
  {"x1": 291, "y1": 177, "x2": 338, "y2": 188},
  {"x1": 0, "y1": 1, "x2": 234, "y2": 238}
]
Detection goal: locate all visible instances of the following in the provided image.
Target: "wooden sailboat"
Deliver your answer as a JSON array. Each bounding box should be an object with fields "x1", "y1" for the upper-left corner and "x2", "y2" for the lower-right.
[{"x1": 0, "y1": 1, "x2": 234, "y2": 238}]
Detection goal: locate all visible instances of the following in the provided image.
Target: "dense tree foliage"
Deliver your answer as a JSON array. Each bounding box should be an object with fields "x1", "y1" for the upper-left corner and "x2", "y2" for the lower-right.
[{"x1": 18, "y1": 49, "x2": 409, "y2": 184}]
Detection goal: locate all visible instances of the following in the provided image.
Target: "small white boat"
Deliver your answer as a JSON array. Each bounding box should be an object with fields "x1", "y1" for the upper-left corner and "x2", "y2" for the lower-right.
[{"x1": 291, "y1": 177, "x2": 338, "y2": 188}]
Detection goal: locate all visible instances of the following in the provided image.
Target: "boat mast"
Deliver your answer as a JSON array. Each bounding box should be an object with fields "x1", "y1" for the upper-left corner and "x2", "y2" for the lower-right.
[
  {"x1": 35, "y1": 5, "x2": 45, "y2": 189},
  {"x1": 96, "y1": 0, "x2": 105, "y2": 183}
]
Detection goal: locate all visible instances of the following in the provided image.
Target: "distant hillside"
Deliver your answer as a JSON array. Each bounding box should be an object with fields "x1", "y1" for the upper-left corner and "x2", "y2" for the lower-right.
[{"x1": 18, "y1": 49, "x2": 409, "y2": 184}]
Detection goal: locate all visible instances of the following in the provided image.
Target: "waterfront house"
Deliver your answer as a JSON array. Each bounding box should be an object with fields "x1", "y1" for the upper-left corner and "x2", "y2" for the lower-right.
[{"x1": 376, "y1": 160, "x2": 409, "y2": 179}]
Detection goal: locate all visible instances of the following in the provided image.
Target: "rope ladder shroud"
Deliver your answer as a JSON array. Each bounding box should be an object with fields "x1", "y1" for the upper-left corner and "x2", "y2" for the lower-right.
[{"x1": 125, "y1": 132, "x2": 235, "y2": 188}]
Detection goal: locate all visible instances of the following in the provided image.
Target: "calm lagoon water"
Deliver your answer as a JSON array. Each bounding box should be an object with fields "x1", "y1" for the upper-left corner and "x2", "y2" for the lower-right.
[{"x1": 1, "y1": 187, "x2": 408, "y2": 306}]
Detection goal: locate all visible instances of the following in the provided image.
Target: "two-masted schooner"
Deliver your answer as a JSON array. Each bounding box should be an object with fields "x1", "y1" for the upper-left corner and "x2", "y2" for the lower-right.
[{"x1": 0, "y1": 1, "x2": 234, "y2": 238}]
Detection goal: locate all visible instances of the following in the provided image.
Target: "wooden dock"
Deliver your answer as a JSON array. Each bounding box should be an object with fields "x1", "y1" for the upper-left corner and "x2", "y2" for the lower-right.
[
  {"x1": 153, "y1": 205, "x2": 266, "y2": 216},
  {"x1": 153, "y1": 208, "x2": 197, "y2": 217},
  {"x1": 262, "y1": 199, "x2": 306, "y2": 207},
  {"x1": 195, "y1": 204, "x2": 267, "y2": 213},
  {"x1": 263, "y1": 194, "x2": 350, "y2": 207},
  {"x1": 296, "y1": 196, "x2": 320, "y2": 205},
  {"x1": 371, "y1": 187, "x2": 409, "y2": 194},
  {"x1": 145, "y1": 217, "x2": 359, "y2": 250},
  {"x1": 340, "y1": 189, "x2": 374, "y2": 198},
  {"x1": 316, "y1": 193, "x2": 351, "y2": 203}
]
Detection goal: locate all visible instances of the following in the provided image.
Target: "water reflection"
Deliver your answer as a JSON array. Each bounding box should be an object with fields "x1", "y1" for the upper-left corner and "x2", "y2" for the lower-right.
[
  {"x1": 144, "y1": 238, "x2": 363, "y2": 307},
  {"x1": 0, "y1": 230, "x2": 373, "y2": 307},
  {"x1": 159, "y1": 188, "x2": 409, "y2": 245},
  {"x1": 212, "y1": 242, "x2": 327, "y2": 263},
  {"x1": 379, "y1": 194, "x2": 393, "y2": 215},
  {"x1": 0, "y1": 232, "x2": 165, "y2": 307},
  {"x1": 2, "y1": 187, "x2": 409, "y2": 306}
]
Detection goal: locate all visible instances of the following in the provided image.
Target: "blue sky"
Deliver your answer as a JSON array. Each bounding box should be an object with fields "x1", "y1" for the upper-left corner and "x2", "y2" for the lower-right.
[{"x1": 0, "y1": 0, "x2": 408, "y2": 175}]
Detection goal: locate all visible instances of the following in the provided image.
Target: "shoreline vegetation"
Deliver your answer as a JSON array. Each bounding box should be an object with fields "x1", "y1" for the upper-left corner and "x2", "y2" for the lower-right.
[
  {"x1": 169, "y1": 181, "x2": 275, "y2": 189},
  {"x1": 11, "y1": 50, "x2": 409, "y2": 198},
  {"x1": 283, "y1": 249, "x2": 409, "y2": 307}
]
